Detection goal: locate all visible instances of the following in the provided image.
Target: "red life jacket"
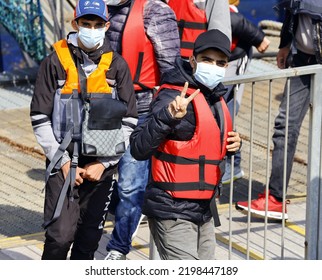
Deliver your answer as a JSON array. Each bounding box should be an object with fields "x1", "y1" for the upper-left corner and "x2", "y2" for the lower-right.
[
  {"x1": 167, "y1": 0, "x2": 238, "y2": 58},
  {"x1": 151, "y1": 84, "x2": 232, "y2": 200},
  {"x1": 167, "y1": 0, "x2": 207, "y2": 59},
  {"x1": 122, "y1": 0, "x2": 160, "y2": 91}
]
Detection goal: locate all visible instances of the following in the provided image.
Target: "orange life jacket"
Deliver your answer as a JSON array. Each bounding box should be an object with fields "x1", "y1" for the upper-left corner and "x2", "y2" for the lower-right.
[
  {"x1": 53, "y1": 39, "x2": 113, "y2": 95},
  {"x1": 122, "y1": 0, "x2": 160, "y2": 91},
  {"x1": 167, "y1": 0, "x2": 238, "y2": 58},
  {"x1": 52, "y1": 39, "x2": 113, "y2": 142},
  {"x1": 151, "y1": 84, "x2": 232, "y2": 200}
]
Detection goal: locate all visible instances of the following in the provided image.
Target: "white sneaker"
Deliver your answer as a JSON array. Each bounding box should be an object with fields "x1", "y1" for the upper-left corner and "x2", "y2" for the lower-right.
[
  {"x1": 104, "y1": 250, "x2": 126, "y2": 260},
  {"x1": 222, "y1": 165, "x2": 244, "y2": 184}
]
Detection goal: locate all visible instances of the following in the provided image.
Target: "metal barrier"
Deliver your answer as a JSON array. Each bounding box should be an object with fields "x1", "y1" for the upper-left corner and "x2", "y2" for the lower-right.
[
  {"x1": 223, "y1": 64, "x2": 322, "y2": 260},
  {"x1": 149, "y1": 64, "x2": 322, "y2": 260}
]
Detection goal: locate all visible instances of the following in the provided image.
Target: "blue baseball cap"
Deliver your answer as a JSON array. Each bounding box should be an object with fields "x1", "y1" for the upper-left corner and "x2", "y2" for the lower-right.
[{"x1": 74, "y1": 0, "x2": 108, "y2": 22}]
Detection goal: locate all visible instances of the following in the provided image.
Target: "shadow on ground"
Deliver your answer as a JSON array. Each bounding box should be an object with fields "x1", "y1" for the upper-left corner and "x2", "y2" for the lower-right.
[
  {"x1": 0, "y1": 205, "x2": 43, "y2": 238},
  {"x1": 218, "y1": 178, "x2": 265, "y2": 205}
]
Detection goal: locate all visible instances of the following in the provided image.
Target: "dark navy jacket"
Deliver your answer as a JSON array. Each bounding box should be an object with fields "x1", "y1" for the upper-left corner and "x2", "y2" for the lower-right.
[{"x1": 230, "y1": 12, "x2": 266, "y2": 61}]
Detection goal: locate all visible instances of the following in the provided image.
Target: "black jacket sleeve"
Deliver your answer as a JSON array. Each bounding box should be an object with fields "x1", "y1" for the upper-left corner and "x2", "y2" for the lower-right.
[
  {"x1": 30, "y1": 52, "x2": 63, "y2": 117},
  {"x1": 231, "y1": 12, "x2": 266, "y2": 50},
  {"x1": 130, "y1": 89, "x2": 182, "y2": 160}
]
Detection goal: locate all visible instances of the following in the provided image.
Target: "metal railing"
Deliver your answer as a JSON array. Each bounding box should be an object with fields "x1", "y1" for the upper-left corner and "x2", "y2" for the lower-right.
[{"x1": 223, "y1": 64, "x2": 322, "y2": 260}]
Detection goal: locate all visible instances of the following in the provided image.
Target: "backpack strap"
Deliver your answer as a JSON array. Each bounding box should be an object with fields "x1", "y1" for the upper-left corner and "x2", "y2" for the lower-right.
[{"x1": 42, "y1": 142, "x2": 79, "y2": 229}]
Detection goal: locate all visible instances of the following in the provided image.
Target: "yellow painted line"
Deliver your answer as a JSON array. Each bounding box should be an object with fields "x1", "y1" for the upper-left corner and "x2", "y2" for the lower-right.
[
  {"x1": 286, "y1": 221, "x2": 305, "y2": 236},
  {"x1": 0, "y1": 221, "x2": 115, "y2": 250},
  {"x1": 216, "y1": 233, "x2": 264, "y2": 260},
  {"x1": 0, "y1": 232, "x2": 44, "y2": 249},
  {"x1": 0, "y1": 221, "x2": 149, "y2": 258},
  {"x1": 215, "y1": 221, "x2": 305, "y2": 260},
  {"x1": 132, "y1": 241, "x2": 149, "y2": 256},
  {"x1": 35, "y1": 243, "x2": 44, "y2": 251},
  {"x1": 0, "y1": 211, "x2": 304, "y2": 260},
  {"x1": 216, "y1": 196, "x2": 306, "y2": 259}
]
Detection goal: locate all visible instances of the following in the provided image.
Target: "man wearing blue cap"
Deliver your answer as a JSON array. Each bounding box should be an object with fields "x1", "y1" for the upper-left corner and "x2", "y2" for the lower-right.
[{"x1": 30, "y1": 0, "x2": 137, "y2": 260}]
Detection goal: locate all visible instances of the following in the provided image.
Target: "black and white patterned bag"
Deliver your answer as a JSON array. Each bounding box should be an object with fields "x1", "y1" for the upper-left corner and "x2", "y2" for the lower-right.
[{"x1": 82, "y1": 96, "x2": 127, "y2": 157}]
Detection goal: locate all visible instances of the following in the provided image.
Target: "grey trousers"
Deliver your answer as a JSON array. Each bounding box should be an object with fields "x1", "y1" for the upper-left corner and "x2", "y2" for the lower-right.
[{"x1": 148, "y1": 217, "x2": 215, "y2": 260}]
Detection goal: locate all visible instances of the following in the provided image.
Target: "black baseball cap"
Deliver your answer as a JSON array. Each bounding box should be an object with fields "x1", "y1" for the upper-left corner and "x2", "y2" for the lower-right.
[{"x1": 193, "y1": 29, "x2": 231, "y2": 58}]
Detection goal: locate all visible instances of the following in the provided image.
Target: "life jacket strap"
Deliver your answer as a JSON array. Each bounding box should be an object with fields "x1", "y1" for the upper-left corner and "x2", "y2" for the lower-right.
[
  {"x1": 210, "y1": 195, "x2": 221, "y2": 227},
  {"x1": 154, "y1": 150, "x2": 222, "y2": 165},
  {"x1": 154, "y1": 181, "x2": 216, "y2": 192}
]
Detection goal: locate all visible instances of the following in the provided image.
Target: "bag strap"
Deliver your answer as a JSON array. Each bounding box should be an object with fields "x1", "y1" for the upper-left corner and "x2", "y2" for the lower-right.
[
  {"x1": 76, "y1": 59, "x2": 89, "y2": 101},
  {"x1": 43, "y1": 61, "x2": 86, "y2": 228},
  {"x1": 43, "y1": 141, "x2": 79, "y2": 229}
]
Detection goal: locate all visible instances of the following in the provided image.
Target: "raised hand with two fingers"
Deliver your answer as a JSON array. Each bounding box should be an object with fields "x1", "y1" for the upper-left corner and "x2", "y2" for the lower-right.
[{"x1": 168, "y1": 82, "x2": 200, "y2": 119}]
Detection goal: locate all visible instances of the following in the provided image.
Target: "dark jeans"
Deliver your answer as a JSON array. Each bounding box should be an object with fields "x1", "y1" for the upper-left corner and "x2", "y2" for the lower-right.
[
  {"x1": 269, "y1": 51, "x2": 316, "y2": 200},
  {"x1": 42, "y1": 166, "x2": 114, "y2": 260},
  {"x1": 106, "y1": 114, "x2": 150, "y2": 255}
]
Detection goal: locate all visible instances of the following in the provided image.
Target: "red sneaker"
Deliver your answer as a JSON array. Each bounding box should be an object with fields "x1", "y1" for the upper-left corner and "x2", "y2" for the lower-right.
[{"x1": 235, "y1": 193, "x2": 288, "y2": 220}]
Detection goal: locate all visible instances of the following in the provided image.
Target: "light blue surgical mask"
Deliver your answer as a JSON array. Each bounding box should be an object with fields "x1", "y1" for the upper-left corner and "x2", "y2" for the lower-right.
[
  {"x1": 193, "y1": 61, "x2": 226, "y2": 90},
  {"x1": 78, "y1": 26, "x2": 106, "y2": 50}
]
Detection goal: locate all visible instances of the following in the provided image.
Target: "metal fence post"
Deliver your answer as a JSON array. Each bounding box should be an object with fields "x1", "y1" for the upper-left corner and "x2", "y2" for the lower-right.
[{"x1": 305, "y1": 66, "x2": 322, "y2": 259}]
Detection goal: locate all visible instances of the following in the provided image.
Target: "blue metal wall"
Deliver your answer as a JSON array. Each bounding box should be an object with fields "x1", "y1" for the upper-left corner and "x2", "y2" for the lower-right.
[{"x1": 237, "y1": 0, "x2": 284, "y2": 25}]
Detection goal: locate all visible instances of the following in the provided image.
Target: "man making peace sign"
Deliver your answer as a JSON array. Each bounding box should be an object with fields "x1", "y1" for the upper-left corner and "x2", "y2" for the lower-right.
[{"x1": 130, "y1": 29, "x2": 241, "y2": 260}]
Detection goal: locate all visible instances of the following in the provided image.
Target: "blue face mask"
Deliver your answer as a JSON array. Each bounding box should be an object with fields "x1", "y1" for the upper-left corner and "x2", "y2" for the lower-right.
[
  {"x1": 78, "y1": 26, "x2": 106, "y2": 50},
  {"x1": 193, "y1": 61, "x2": 226, "y2": 90}
]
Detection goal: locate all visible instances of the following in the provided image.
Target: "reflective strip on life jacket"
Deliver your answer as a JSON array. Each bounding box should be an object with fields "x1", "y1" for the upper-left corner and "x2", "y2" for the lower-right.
[
  {"x1": 122, "y1": 0, "x2": 160, "y2": 91},
  {"x1": 53, "y1": 39, "x2": 113, "y2": 95},
  {"x1": 151, "y1": 84, "x2": 232, "y2": 199}
]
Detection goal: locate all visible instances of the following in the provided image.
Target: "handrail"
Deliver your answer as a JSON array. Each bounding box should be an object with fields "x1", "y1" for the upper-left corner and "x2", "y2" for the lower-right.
[{"x1": 223, "y1": 64, "x2": 322, "y2": 85}]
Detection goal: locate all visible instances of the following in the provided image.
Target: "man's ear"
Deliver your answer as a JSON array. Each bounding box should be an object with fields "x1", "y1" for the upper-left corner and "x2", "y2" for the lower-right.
[
  {"x1": 189, "y1": 55, "x2": 196, "y2": 69},
  {"x1": 105, "y1": 21, "x2": 111, "y2": 32},
  {"x1": 71, "y1": 19, "x2": 78, "y2": 31}
]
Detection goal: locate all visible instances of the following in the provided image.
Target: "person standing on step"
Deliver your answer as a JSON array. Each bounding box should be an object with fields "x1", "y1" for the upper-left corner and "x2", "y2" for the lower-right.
[{"x1": 236, "y1": 0, "x2": 322, "y2": 220}]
